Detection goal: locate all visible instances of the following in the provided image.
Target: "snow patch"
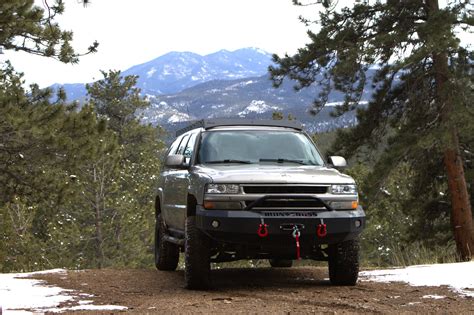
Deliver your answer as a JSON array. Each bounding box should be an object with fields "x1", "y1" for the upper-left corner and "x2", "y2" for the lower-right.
[
  {"x1": 162, "y1": 65, "x2": 172, "y2": 76},
  {"x1": 146, "y1": 67, "x2": 157, "y2": 78},
  {"x1": 238, "y1": 100, "x2": 280, "y2": 117},
  {"x1": 0, "y1": 269, "x2": 127, "y2": 314},
  {"x1": 0, "y1": 269, "x2": 72, "y2": 313},
  {"x1": 422, "y1": 295, "x2": 445, "y2": 299},
  {"x1": 168, "y1": 113, "x2": 190, "y2": 123},
  {"x1": 207, "y1": 88, "x2": 221, "y2": 94},
  {"x1": 360, "y1": 262, "x2": 474, "y2": 297},
  {"x1": 224, "y1": 80, "x2": 255, "y2": 91},
  {"x1": 325, "y1": 101, "x2": 369, "y2": 107}
]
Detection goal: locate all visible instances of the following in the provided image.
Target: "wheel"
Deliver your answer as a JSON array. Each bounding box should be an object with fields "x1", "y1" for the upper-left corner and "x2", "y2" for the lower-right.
[
  {"x1": 328, "y1": 239, "x2": 360, "y2": 286},
  {"x1": 269, "y1": 259, "x2": 293, "y2": 268},
  {"x1": 154, "y1": 214, "x2": 179, "y2": 271},
  {"x1": 184, "y1": 216, "x2": 211, "y2": 290}
]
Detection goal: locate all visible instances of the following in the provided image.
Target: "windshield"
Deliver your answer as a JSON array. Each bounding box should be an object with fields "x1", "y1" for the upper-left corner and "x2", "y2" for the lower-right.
[{"x1": 197, "y1": 130, "x2": 324, "y2": 166}]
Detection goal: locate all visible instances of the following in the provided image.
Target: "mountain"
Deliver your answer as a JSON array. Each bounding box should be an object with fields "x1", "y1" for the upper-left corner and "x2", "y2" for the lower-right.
[
  {"x1": 52, "y1": 47, "x2": 377, "y2": 133},
  {"x1": 54, "y1": 48, "x2": 273, "y2": 101},
  {"x1": 50, "y1": 83, "x2": 87, "y2": 102},
  {"x1": 124, "y1": 48, "x2": 272, "y2": 95},
  {"x1": 141, "y1": 72, "x2": 376, "y2": 134}
]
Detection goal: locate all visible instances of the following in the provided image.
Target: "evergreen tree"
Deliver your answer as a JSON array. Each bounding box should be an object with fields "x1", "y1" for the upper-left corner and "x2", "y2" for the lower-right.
[
  {"x1": 79, "y1": 70, "x2": 164, "y2": 268},
  {"x1": 86, "y1": 70, "x2": 149, "y2": 142},
  {"x1": 270, "y1": 0, "x2": 473, "y2": 260},
  {"x1": 0, "y1": 0, "x2": 119, "y2": 272},
  {"x1": 0, "y1": 64, "x2": 109, "y2": 271},
  {"x1": 0, "y1": 0, "x2": 98, "y2": 63}
]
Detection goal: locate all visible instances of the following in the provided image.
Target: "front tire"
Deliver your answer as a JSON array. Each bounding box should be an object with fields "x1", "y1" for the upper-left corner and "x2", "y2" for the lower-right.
[
  {"x1": 184, "y1": 216, "x2": 211, "y2": 290},
  {"x1": 269, "y1": 259, "x2": 293, "y2": 268},
  {"x1": 154, "y1": 214, "x2": 179, "y2": 271},
  {"x1": 328, "y1": 239, "x2": 360, "y2": 286}
]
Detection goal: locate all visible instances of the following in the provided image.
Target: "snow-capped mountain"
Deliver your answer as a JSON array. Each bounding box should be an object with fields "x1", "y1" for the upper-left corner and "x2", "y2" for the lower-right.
[
  {"x1": 124, "y1": 48, "x2": 272, "y2": 95},
  {"x1": 54, "y1": 48, "x2": 273, "y2": 101},
  {"x1": 52, "y1": 47, "x2": 376, "y2": 133}
]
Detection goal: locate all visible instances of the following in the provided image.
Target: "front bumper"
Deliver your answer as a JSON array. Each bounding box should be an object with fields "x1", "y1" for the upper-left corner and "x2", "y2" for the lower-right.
[{"x1": 196, "y1": 205, "x2": 365, "y2": 246}]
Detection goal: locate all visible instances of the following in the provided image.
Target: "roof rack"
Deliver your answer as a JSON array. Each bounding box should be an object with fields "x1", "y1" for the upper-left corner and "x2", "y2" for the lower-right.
[{"x1": 176, "y1": 119, "x2": 303, "y2": 136}]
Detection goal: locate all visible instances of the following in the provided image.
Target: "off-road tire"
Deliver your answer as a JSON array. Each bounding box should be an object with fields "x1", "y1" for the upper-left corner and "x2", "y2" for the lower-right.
[
  {"x1": 328, "y1": 239, "x2": 360, "y2": 286},
  {"x1": 269, "y1": 259, "x2": 293, "y2": 268},
  {"x1": 154, "y1": 214, "x2": 179, "y2": 271},
  {"x1": 185, "y1": 216, "x2": 211, "y2": 290}
]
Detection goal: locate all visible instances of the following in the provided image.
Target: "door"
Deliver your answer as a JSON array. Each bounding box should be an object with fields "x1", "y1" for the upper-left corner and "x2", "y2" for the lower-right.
[
  {"x1": 174, "y1": 132, "x2": 198, "y2": 227},
  {"x1": 161, "y1": 134, "x2": 189, "y2": 229}
]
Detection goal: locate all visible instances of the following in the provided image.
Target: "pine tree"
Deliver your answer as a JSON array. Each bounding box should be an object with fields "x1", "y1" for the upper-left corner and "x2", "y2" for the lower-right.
[
  {"x1": 270, "y1": 0, "x2": 473, "y2": 260},
  {"x1": 0, "y1": 65, "x2": 112, "y2": 271},
  {"x1": 0, "y1": 0, "x2": 106, "y2": 271},
  {"x1": 86, "y1": 70, "x2": 149, "y2": 142},
  {"x1": 0, "y1": 0, "x2": 98, "y2": 63},
  {"x1": 78, "y1": 70, "x2": 164, "y2": 268}
]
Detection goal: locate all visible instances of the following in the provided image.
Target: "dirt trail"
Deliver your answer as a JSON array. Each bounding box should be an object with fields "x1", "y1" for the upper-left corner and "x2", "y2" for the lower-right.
[{"x1": 33, "y1": 267, "x2": 473, "y2": 314}]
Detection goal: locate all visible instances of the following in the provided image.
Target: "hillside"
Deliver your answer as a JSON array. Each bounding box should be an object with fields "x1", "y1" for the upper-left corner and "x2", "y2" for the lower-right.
[
  {"x1": 52, "y1": 48, "x2": 377, "y2": 133},
  {"x1": 141, "y1": 72, "x2": 376, "y2": 133}
]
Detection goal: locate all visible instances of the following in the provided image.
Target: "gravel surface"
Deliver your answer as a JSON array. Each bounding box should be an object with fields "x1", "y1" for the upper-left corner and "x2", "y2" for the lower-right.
[{"x1": 27, "y1": 266, "x2": 474, "y2": 314}]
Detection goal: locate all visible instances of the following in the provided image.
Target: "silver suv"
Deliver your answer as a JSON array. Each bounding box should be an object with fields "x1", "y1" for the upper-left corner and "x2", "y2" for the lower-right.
[{"x1": 155, "y1": 119, "x2": 365, "y2": 289}]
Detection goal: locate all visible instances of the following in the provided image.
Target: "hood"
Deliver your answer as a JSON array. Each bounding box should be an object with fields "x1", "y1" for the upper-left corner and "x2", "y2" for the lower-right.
[{"x1": 192, "y1": 164, "x2": 354, "y2": 184}]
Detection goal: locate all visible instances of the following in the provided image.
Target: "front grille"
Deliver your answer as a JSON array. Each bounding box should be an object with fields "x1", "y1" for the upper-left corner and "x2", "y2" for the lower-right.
[
  {"x1": 242, "y1": 185, "x2": 328, "y2": 194},
  {"x1": 244, "y1": 198, "x2": 326, "y2": 209}
]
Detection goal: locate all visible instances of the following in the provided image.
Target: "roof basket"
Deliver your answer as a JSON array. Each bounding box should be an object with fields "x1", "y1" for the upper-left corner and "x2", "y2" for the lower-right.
[{"x1": 176, "y1": 119, "x2": 303, "y2": 136}]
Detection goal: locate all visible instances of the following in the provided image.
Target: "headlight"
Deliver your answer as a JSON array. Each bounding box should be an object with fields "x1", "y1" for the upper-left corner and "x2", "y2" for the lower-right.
[
  {"x1": 205, "y1": 184, "x2": 240, "y2": 194},
  {"x1": 331, "y1": 184, "x2": 357, "y2": 194}
]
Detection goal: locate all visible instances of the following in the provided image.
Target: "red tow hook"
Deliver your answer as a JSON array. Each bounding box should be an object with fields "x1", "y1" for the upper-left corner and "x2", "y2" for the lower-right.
[
  {"x1": 292, "y1": 226, "x2": 301, "y2": 260},
  {"x1": 257, "y1": 223, "x2": 269, "y2": 238},
  {"x1": 317, "y1": 219, "x2": 327, "y2": 238}
]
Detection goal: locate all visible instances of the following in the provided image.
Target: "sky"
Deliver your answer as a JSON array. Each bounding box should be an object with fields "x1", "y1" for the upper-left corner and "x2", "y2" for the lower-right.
[
  {"x1": 3, "y1": 0, "x2": 313, "y2": 87},
  {"x1": 2, "y1": 0, "x2": 471, "y2": 88}
]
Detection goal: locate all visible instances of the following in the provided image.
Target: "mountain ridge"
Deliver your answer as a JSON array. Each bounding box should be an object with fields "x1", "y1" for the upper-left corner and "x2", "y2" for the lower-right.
[
  {"x1": 52, "y1": 47, "x2": 371, "y2": 133},
  {"x1": 54, "y1": 47, "x2": 273, "y2": 101},
  {"x1": 141, "y1": 73, "x2": 369, "y2": 134}
]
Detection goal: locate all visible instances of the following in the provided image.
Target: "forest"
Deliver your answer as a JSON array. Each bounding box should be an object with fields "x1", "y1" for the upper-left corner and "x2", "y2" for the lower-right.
[{"x1": 0, "y1": 0, "x2": 472, "y2": 272}]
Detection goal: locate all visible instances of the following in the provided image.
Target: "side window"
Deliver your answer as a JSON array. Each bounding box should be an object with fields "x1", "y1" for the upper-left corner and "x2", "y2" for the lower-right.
[
  {"x1": 176, "y1": 134, "x2": 190, "y2": 155},
  {"x1": 167, "y1": 137, "x2": 182, "y2": 156},
  {"x1": 183, "y1": 133, "x2": 198, "y2": 164}
]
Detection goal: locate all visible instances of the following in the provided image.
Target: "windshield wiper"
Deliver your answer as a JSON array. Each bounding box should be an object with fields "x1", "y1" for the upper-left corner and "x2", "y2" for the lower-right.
[
  {"x1": 259, "y1": 158, "x2": 308, "y2": 165},
  {"x1": 206, "y1": 159, "x2": 252, "y2": 164}
]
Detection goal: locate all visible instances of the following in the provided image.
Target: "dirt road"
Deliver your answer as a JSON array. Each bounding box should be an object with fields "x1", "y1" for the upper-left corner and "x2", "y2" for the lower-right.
[{"x1": 33, "y1": 267, "x2": 473, "y2": 314}]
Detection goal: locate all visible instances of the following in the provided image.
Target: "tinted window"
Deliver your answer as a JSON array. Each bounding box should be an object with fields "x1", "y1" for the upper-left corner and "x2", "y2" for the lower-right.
[
  {"x1": 176, "y1": 134, "x2": 190, "y2": 155},
  {"x1": 167, "y1": 137, "x2": 182, "y2": 156},
  {"x1": 184, "y1": 133, "x2": 198, "y2": 163},
  {"x1": 198, "y1": 130, "x2": 324, "y2": 166}
]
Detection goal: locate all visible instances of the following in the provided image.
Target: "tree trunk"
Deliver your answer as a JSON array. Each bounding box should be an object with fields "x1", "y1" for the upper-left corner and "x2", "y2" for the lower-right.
[
  {"x1": 444, "y1": 140, "x2": 473, "y2": 260},
  {"x1": 428, "y1": 0, "x2": 474, "y2": 261},
  {"x1": 93, "y1": 166, "x2": 104, "y2": 268}
]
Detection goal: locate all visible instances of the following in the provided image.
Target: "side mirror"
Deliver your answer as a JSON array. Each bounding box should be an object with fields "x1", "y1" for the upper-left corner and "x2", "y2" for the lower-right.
[
  {"x1": 165, "y1": 154, "x2": 185, "y2": 168},
  {"x1": 329, "y1": 156, "x2": 347, "y2": 168}
]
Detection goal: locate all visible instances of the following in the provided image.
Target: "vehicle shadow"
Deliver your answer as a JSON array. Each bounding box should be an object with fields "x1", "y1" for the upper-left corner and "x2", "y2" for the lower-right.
[{"x1": 207, "y1": 267, "x2": 330, "y2": 290}]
